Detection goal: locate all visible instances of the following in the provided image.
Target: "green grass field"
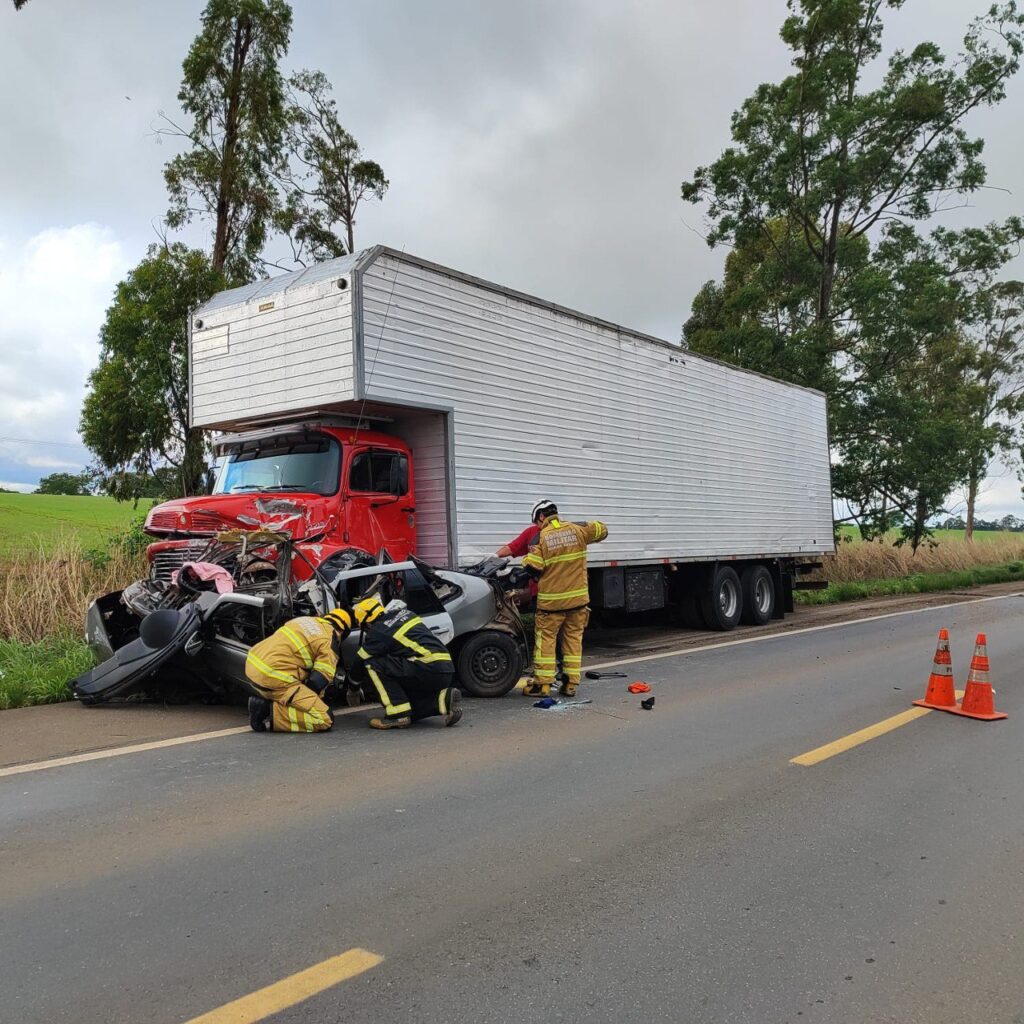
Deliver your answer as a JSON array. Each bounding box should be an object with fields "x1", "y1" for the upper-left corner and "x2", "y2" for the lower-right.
[
  {"x1": 0, "y1": 494, "x2": 149, "y2": 557},
  {"x1": 837, "y1": 525, "x2": 1017, "y2": 543}
]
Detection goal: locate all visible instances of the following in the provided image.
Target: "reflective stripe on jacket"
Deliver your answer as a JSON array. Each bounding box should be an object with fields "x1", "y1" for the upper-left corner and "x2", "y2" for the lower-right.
[
  {"x1": 246, "y1": 616, "x2": 339, "y2": 691},
  {"x1": 357, "y1": 603, "x2": 453, "y2": 672},
  {"x1": 522, "y1": 518, "x2": 608, "y2": 612}
]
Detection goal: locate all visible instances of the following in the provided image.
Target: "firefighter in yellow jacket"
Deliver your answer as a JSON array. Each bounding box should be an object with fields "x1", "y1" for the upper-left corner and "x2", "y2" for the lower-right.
[
  {"x1": 521, "y1": 499, "x2": 608, "y2": 698},
  {"x1": 245, "y1": 608, "x2": 352, "y2": 733}
]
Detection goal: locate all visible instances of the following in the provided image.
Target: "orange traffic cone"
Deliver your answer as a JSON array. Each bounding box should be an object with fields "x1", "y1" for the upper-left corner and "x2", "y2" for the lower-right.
[
  {"x1": 948, "y1": 633, "x2": 1007, "y2": 721},
  {"x1": 913, "y1": 629, "x2": 957, "y2": 711}
]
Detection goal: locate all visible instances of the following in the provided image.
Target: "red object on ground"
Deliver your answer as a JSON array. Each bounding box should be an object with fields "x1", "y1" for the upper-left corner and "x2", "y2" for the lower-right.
[
  {"x1": 627, "y1": 682, "x2": 652, "y2": 694},
  {"x1": 946, "y1": 633, "x2": 1008, "y2": 721},
  {"x1": 913, "y1": 628, "x2": 957, "y2": 710}
]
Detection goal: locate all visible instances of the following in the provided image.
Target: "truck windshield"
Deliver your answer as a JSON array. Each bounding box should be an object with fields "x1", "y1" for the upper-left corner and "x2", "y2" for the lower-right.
[{"x1": 213, "y1": 437, "x2": 341, "y2": 497}]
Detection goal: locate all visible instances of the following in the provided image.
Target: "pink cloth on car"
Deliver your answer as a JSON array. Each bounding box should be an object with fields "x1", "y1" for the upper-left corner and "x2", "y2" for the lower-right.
[{"x1": 171, "y1": 561, "x2": 235, "y2": 594}]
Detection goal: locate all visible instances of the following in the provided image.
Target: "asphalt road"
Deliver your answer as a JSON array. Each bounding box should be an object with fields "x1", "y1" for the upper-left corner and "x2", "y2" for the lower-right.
[{"x1": 2, "y1": 595, "x2": 1023, "y2": 1023}]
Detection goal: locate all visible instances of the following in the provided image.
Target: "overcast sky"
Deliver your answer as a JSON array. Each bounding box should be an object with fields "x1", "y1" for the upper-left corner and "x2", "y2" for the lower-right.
[{"x1": 2, "y1": 0, "x2": 1023, "y2": 515}]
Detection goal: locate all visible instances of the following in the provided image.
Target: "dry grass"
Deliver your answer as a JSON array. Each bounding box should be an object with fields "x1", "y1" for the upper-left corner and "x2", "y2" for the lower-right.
[
  {"x1": 819, "y1": 534, "x2": 1024, "y2": 584},
  {"x1": 0, "y1": 537, "x2": 145, "y2": 644}
]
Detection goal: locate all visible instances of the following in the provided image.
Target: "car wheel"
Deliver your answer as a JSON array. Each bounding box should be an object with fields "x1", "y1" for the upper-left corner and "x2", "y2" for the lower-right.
[
  {"x1": 740, "y1": 565, "x2": 775, "y2": 626},
  {"x1": 699, "y1": 565, "x2": 743, "y2": 631},
  {"x1": 455, "y1": 631, "x2": 524, "y2": 698}
]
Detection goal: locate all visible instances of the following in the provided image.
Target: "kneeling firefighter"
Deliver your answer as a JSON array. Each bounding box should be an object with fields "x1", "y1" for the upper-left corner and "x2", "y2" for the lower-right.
[
  {"x1": 245, "y1": 608, "x2": 353, "y2": 733},
  {"x1": 352, "y1": 595, "x2": 462, "y2": 731}
]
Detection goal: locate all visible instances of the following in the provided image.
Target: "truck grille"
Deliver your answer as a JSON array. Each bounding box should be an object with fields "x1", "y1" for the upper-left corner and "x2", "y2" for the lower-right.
[
  {"x1": 189, "y1": 510, "x2": 225, "y2": 531},
  {"x1": 148, "y1": 509, "x2": 224, "y2": 533},
  {"x1": 150, "y1": 543, "x2": 208, "y2": 582},
  {"x1": 148, "y1": 510, "x2": 181, "y2": 531}
]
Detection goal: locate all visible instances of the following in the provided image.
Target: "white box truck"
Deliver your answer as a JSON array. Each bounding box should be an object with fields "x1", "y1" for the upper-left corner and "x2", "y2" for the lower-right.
[{"x1": 141, "y1": 246, "x2": 833, "y2": 630}]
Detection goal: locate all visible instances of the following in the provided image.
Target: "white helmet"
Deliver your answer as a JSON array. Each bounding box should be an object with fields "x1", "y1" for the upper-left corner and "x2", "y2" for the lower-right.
[{"x1": 531, "y1": 498, "x2": 558, "y2": 524}]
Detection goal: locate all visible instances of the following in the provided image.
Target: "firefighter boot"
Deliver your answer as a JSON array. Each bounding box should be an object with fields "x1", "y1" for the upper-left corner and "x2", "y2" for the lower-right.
[
  {"x1": 248, "y1": 696, "x2": 271, "y2": 732},
  {"x1": 369, "y1": 715, "x2": 412, "y2": 730},
  {"x1": 558, "y1": 680, "x2": 578, "y2": 697},
  {"x1": 523, "y1": 680, "x2": 550, "y2": 698},
  {"x1": 445, "y1": 687, "x2": 463, "y2": 727}
]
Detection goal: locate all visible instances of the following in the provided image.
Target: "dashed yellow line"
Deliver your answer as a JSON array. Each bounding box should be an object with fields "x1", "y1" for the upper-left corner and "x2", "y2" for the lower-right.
[
  {"x1": 184, "y1": 948, "x2": 383, "y2": 1024},
  {"x1": 791, "y1": 691, "x2": 964, "y2": 767}
]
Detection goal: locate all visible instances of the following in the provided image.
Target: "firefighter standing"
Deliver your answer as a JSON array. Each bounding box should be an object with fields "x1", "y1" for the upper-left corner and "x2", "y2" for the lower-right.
[
  {"x1": 522, "y1": 499, "x2": 608, "y2": 698},
  {"x1": 352, "y1": 595, "x2": 462, "y2": 730},
  {"x1": 245, "y1": 609, "x2": 352, "y2": 733}
]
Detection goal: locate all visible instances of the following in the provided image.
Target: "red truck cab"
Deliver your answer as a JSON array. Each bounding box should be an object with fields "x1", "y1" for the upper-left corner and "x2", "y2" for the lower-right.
[{"x1": 144, "y1": 422, "x2": 416, "y2": 581}]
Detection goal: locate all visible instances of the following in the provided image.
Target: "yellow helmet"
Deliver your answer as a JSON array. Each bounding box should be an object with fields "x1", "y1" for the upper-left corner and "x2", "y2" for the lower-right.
[
  {"x1": 321, "y1": 608, "x2": 353, "y2": 636},
  {"x1": 352, "y1": 594, "x2": 384, "y2": 625}
]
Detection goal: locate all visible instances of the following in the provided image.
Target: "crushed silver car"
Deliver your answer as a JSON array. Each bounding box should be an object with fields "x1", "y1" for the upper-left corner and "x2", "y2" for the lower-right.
[{"x1": 74, "y1": 530, "x2": 529, "y2": 705}]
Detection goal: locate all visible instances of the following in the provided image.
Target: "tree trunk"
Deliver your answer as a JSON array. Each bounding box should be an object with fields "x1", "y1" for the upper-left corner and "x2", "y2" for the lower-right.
[
  {"x1": 212, "y1": 19, "x2": 251, "y2": 272},
  {"x1": 965, "y1": 470, "x2": 979, "y2": 542},
  {"x1": 911, "y1": 492, "x2": 928, "y2": 553}
]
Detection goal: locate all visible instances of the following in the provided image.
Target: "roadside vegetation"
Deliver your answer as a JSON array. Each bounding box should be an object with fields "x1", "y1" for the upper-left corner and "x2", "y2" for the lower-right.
[
  {"x1": 0, "y1": 494, "x2": 144, "y2": 557},
  {"x1": 0, "y1": 527, "x2": 147, "y2": 710},
  {"x1": 797, "y1": 533, "x2": 1024, "y2": 606}
]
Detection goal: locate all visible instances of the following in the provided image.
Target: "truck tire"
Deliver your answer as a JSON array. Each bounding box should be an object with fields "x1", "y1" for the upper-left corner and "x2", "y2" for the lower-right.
[
  {"x1": 455, "y1": 631, "x2": 524, "y2": 698},
  {"x1": 699, "y1": 566, "x2": 743, "y2": 631},
  {"x1": 740, "y1": 565, "x2": 775, "y2": 626}
]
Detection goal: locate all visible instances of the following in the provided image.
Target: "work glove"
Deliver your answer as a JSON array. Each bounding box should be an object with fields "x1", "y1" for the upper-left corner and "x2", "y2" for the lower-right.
[{"x1": 307, "y1": 669, "x2": 330, "y2": 696}]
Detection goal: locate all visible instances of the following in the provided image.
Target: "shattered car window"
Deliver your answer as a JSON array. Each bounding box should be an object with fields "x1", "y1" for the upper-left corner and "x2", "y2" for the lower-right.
[{"x1": 213, "y1": 437, "x2": 341, "y2": 497}]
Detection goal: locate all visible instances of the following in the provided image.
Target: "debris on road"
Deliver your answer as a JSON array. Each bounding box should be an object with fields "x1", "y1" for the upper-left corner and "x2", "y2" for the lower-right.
[
  {"x1": 641, "y1": 696, "x2": 655, "y2": 710},
  {"x1": 549, "y1": 699, "x2": 593, "y2": 712},
  {"x1": 627, "y1": 682, "x2": 652, "y2": 694},
  {"x1": 532, "y1": 698, "x2": 594, "y2": 711}
]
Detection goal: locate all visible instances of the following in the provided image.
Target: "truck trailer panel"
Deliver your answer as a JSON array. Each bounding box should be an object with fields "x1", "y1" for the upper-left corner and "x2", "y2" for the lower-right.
[
  {"x1": 190, "y1": 254, "x2": 360, "y2": 429},
  {"x1": 190, "y1": 247, "x2": 834, "y2": 569}
]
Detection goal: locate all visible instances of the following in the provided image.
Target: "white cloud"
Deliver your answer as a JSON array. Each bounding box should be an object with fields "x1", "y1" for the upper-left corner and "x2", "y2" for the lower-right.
[
  {"x1": 0, "y1": 224, "x2": 129, "y2": 487},
  {"x1": 0, "y1": 481, "x2": 36, "y2": 494}
]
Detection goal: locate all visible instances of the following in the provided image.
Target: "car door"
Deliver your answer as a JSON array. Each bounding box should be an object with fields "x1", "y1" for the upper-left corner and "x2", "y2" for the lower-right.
[{"x1": 344, "y1": 448, "x2": 415, "y2": 560}]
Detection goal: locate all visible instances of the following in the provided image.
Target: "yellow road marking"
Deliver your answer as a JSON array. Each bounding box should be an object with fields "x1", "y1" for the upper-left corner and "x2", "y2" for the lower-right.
[
  {"x1": 791, "y1": 690, "x2": 964, "y2": 767},
  {"x1": 184, "y1": 948, "x2": 383, "y2": 1024}
]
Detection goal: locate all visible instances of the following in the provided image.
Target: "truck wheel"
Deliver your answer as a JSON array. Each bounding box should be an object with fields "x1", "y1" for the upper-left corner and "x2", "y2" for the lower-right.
[
  {"x1": 740, "y1": 565, "x2": 775, "y2": 626},
  {"x1": 699, "y1": 566, "x2": 743, "y2": 631},
  {"x1": 455, "y1": 631, "x2": 524, "y2": 698}
]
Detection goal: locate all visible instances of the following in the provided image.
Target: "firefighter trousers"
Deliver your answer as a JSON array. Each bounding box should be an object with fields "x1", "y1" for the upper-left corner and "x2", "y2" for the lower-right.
[
  {"x1": 365, "y1": 656, "x2": 456, "y2": 721},
  {"x1": 533, "y1": 606, "x2": 590, "y2": 686},
  {"x1": 249, "y1": 678, "x2": 333, "y2": 733}
]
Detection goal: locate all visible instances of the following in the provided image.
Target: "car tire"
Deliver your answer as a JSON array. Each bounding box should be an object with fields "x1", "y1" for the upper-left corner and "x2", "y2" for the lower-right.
[
  {"x1": 740, "y1": 565, "x2": 775, "y2": 626},
  {"x1": 455, "y1": 630, "x2": 524, "y2": 698},
  {"x1": 699, "y1": 565, "x2": 743, "y2": 631}
]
